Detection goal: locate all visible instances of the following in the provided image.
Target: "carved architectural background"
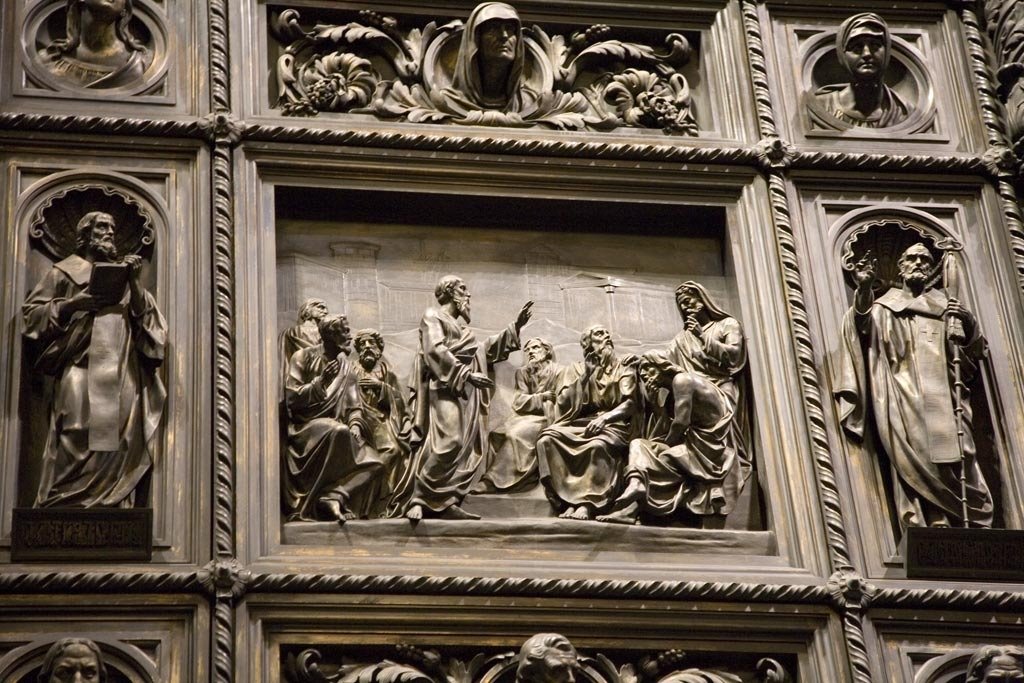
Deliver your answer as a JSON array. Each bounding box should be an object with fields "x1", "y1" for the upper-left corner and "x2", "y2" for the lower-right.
[{"x1": 2, "y1": 1, "x2": 1024, "y2": 682}]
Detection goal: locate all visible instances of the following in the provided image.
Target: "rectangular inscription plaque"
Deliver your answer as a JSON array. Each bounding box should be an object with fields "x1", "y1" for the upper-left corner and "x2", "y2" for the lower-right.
[
  {"x1": 11, "y1": 508, "x2": 152, "y2": 562},
  {"x1": 904, "y1": 527, "x2": 1024, "y2": 581}
]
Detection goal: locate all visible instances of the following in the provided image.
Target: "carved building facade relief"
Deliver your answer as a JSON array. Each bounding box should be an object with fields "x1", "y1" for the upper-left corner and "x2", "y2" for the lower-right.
[{"x1": 3, "y1": 1, "x2": 1024, "y2": 682}]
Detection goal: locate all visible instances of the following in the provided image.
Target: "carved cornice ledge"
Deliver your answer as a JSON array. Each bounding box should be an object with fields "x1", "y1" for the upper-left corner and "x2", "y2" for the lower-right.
[
  {"x1": 243, "y1": 124, "x2": 759, "y2": 165},
  {"x1": 0, "y1": 571, "x2": 202, "y2": 594},
  {"x1": 0, "y1": 113, "x2": 205, "y2": 140},
  {"x1": 790, "y1": 151, "x2": 986, "y2": 175},
  {"x1": 246, "y1": 573, "x2": 829, "y2": 604}
]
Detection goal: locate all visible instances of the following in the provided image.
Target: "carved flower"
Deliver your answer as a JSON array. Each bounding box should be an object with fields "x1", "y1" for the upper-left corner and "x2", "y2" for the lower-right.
[
  {"x1": 603, "y1": 69, "x2": 698, "y2": 135},
  {"x1": 300, "y1": 53, "x2": 378, "y2": 113}
]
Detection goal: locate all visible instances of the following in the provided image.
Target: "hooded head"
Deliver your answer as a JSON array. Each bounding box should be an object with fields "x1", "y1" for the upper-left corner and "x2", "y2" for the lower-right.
[
  {"x1": 836, "y1": 13, "x2": 891, "y2": 81},
  {"x1": 674, "y1": 281, "x2": 731, "y2": 324},
  {"x1": 452, "y1": 2, "x2": 525, "y2": 109}
]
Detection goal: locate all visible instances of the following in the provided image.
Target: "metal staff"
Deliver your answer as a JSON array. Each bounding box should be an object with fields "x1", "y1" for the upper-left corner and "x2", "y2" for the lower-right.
[{"x1": 943, "y1": 252, "x2": 970, "y2": 527}]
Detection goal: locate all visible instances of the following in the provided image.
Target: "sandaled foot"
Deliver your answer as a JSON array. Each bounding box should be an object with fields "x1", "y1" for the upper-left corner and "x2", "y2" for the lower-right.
[{"x1": 442, "y1": 505, "x2": 481, "y2": 520}]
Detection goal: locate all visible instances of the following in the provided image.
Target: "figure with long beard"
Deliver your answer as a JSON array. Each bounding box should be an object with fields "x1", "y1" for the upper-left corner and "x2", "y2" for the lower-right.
[
  {"x1": 279, "y1": 298, "x2": 328, "y2": 397},
  {"x1": 404, "y1": 275, "x2": 533, "y2": 520},
  {"x1": 351, "y1": 328, "x2": 413, "y2": 517},
  {"x1": 536, "y1": 325, "x2": 638, "y2": 520},
  {"x1": 473, "y1": 337, "x2": 561, "y2": 494},
  {"x1": 284, "y1": 314, "x2": 382, "y2": 522},
  {"x1": 23, "y1": 211, "x2": 167, "y2": 508},
  {"x1": 835, "y1": 243, "x2": 993, "y2": 528}
]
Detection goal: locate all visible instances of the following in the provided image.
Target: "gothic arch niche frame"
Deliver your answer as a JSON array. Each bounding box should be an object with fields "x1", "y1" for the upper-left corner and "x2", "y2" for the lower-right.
[
  {"x1": 0, "y1": 637, "x2": 159, "y2": 683},
  {"x1": 789, "y1": 172, "x2": 1024, "y2": 579},
  {"x1": 234, "y1": 142, "x2": 834, "y2": 585},
  {"x1": 862, "y1": 609, "x2": 1024, "y2": 682},
  {"x1": 762, "y1": 4, "x2": 986, "y2": 154},
  {"x1": 0, "y1": 594, "x2": 208, "y2": 683},
  {"x1": 0, "y1": 148, "x2": 212, "y2": 566}
]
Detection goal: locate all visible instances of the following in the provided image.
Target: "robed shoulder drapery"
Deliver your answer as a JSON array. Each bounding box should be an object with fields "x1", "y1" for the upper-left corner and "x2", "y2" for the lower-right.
[
  {"x1": 23, "y1": 254, "x2": 167, "y2": 508},
  {"x1": 627, "y1": 317, "x2": 750, "y2": 518},
  {"x1": 537, "y1": 358, "x2": 638, "y2": 511},
  {"x1": 284, "y1": 346, "x2": 378, "y2": 520},
  {"x1": 403, "y1": 307, "x2": 520, "y2": 513},
  {"x1": 835, "y1": 286, "x2": 993, "y2": 527}
]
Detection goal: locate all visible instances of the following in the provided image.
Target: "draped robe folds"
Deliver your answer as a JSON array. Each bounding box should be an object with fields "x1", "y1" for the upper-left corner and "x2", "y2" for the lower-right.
[
  {"x1": 537, "y1": 359, "x2": 637, "y2": 511},
  {"x1": 41, "y1": 48, "x2": 150, "y2": 89},
  {"x1": 835, "y1": 287, "x2": 994, "y2": 527},
  {"x1": 477, "y1": 360, "x2": 561, "y2": 492},
  {"x1": 285, "y1": 346, "x2": 379, "y2": 520},
  {"x1": 355, "y1": 360, "x2": 412, "y2": 517},
  {"x1": 22, "y1": 255, "x2": 167, "y2": 508},
  {"x1": 628, "y1": 318, "x2": 750, "y2": 517},
  {"x1": 278, "y1": 321, "x2": 320, "y2": 397},
  {"x1": 405, "y1": 307, "x2": 520, "y2": 513},
  {"x1": 809, "y1": 84, "x2": 911, "y2": 129}
]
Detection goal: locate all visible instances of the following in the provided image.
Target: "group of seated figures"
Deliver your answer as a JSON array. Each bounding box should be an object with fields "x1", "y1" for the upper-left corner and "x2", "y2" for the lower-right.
[{"x1": 279, "y1": 275, "x2": 751, "y2": 526}]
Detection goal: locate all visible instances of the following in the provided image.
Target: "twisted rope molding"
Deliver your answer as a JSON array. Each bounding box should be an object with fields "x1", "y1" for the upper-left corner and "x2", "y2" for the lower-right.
[
  {"x1": 0, "y1": 571, "x2": 201, "y2": 593},
  {"x1": 740, "y1": 0, "x2": 778, "y2": 139},
  {"x1": 0, "y1": 113, "x2": 204, "y2": 138},
  {"x1": 246, "y1": 573, "x2": 828, "y2": 604},
  {"x1": 962, "y1": 7, "x2": 1024, "y2": 298}
]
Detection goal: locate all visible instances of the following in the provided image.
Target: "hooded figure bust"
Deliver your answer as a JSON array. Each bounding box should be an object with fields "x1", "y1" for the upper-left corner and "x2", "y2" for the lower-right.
[
  {"x1": 447, "y1": 2, "x2": 534, "y2": 112},
  {"x1": 809, "y1": 13, "x2": 912, "y2": 129}
]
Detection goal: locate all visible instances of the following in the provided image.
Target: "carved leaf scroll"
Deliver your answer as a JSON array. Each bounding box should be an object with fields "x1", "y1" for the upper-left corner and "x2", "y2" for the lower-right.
[{"x1": 272, "y1": 6, "x2": 698, "y2": 134}]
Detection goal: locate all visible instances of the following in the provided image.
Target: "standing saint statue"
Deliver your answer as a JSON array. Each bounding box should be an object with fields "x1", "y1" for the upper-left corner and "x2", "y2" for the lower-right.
[
  {"x1": 808, "y1": 13, "x2": 912, "y2": 129},
  {"x1": 38, "y1": 638, "x2": 107, "y2": 683},
  {"x1": 403, "y1": 276, "x2": 533, "y2": 520},
  {"x1": 23, "y1": 211, "x2": 167, "y2": 508},
  {"x1": 40, "y1": 0, "x2": 152, "y2": 89},
  {"x1": 351, "y1": 328, "x2": 413, "y2": 517},
  {"x1": 473, "y1": 337, "x2": 561, "y2": 494},
  {"x1": 284, "y1": 314, "x2": 382, "y2": 522},
  {"x1": 537, "y1": 324, "x2": 638, "y2": 520},
  {"x1": 835, "y1": 242, "x2": 994, "y2": 528},
  {"x1": 599, "y1": 283, "x2": 749, "y2": 525}
]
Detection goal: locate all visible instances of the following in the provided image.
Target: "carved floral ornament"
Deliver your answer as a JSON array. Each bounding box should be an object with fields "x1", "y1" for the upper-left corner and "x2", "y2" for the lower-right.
[
  {"x1": 272, "y1": 3, "x2": 698, "y2": 133},
  {"x1": 285, "y1": 636, "x2": 792, "y2": 683}
]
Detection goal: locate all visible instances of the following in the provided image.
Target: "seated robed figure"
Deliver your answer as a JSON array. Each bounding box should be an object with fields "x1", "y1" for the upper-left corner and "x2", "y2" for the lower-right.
[
  {"x1": 599, "y1": 282, "x2": 749, "y2": 525},
  {"x1": 474, "y1": 337, "x2": 561, "y2": 494},
  {"x1": 537, "y1": 325, "x2": 638, "y2": 521},
  {"x1": 284, "y1": 314, "x2": 383, "y2": 522}
]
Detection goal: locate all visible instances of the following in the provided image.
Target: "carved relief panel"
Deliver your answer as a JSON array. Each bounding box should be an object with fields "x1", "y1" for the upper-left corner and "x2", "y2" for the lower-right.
[
  {"x1": 0, "y1": 148, "x2": 211, "y2": 564},
  {"x1": 246, "y1": 2, "x2": 756, "y2": 142},
  {"x1": 2, "y1": 0, "x2": 204, "y2": 115},
  {"x1": 762, "y1": 6, "x2": 985, "y2": 153},
  {"x1": 790, "y1": 176, "x2": 1024, "y2": 577}
]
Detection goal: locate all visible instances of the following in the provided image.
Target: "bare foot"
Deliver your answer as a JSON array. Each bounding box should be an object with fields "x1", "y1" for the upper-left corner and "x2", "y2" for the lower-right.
[
  {"x1": 597, "y1": 502, "x2": 640, "y2": 525},
  {"x1": 568, "y1": 506, "x2": 592, "y2": 521},
  {"x1": 442, "y1": 505, "x2": 481, "y2": 520},
  {"x1": 405, "y1": 504, "x2": 424, "y2": 521},
  {"x1": 559, "y1": 506, "x2": 578, "y2": 519},
  {"x1": 617, "y1": 479, "x2": 647, "y2": 506},
  {"x1": 317, "y1": 498, "x2": 343, "y2": 522}
]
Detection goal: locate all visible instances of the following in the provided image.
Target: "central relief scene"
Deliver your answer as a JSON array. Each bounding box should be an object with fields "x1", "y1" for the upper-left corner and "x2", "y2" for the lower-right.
[{"x1": 273, "y1": 189, "x2": 767, "y2": 554}]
